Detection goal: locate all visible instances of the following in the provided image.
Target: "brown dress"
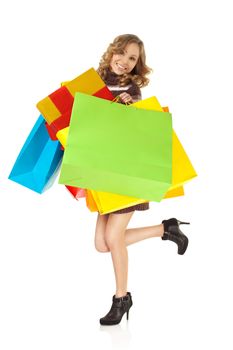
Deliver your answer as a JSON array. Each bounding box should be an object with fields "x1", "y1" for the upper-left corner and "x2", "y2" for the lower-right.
[{"x1": 101, "y1": 69, "x2": 150, "y2": 214}]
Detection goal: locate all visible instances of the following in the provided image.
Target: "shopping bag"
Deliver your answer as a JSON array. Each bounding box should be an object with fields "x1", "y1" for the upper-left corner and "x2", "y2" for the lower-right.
[
  {"x1": 36, "y1": 68, "x2": 114, "y2": 140},
  {"x1": 85, "y1": 189, "x2": 98, "y2": 212},
  {"x1": 84, "y1": 99, "x2": 196, "y2": 214},
  {"x1": 131, "y1": 99, "x2": 197, "y2": 197},
  {"x1": 88, "y1": 189, "x2": 148, "y2": 214},
  {"x1": 8, "y1": 115, "x2": 63, "y2": 193},
  {"x1": 59, "y1": 92, "x2": 173, "y2": 202},
  {"x1": 66, "y1": 186, "x2": 86, "y2": 199},
  {"x1": 58, "y1": 119, "x2": 147, "y2": 209},
  {"x1": 36, "y1": 69, "x2": 114, "y2": 199}
]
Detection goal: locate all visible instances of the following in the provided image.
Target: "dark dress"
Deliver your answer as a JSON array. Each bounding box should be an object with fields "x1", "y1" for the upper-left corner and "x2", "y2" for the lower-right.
[{"x1": 101, "y1": 69, "x2": 150, "y2": 214}]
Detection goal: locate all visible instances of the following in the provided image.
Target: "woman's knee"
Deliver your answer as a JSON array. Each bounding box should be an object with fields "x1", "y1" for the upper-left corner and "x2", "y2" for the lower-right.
[
  {"x1": 94, "y1": 213, "x2": 110, "y2": 253},
  {"x1": 94, "y1": 242, "x2": 110, "y2": 253},
  {"x1": 104, "y1": 231, "x2": 124, "y2": 249},
  {"x1": 104, "y1": 212, "x2": 134, "y2": 248}
]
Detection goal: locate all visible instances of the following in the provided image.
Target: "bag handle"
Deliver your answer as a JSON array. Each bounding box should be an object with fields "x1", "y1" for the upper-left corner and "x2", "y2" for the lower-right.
[
  {"x1": 110, "y1": 95, "x2": 135, "y2": 107},
  {"x1": 110, "y1": 95, "x2": 121, "y2": 103}
]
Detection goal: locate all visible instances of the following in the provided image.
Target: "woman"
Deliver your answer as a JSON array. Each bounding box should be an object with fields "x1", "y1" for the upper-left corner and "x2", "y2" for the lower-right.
[{"x1": 96, "y1": 34, "x2": 190, "y2": 326}]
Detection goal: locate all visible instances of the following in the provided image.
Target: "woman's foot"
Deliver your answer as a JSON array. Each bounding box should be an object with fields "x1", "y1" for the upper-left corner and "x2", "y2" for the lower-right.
[
  {"x1": 161, "y1": 218, "x2": 190, "y2": 255},
  {"x1": 99, "y1": 292, "x2": 133, "y2": 325}
]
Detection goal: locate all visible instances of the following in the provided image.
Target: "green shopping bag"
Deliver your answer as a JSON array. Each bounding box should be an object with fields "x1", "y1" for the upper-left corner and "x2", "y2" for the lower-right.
[{"x1": 59, "y1": 92, "x2": 173, "y2": 202}]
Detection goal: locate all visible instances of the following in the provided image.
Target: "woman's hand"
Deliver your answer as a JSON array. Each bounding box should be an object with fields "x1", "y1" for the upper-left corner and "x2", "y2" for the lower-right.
[{"x1": 119, "y1": 92, "x2": 133, "y2": 104}]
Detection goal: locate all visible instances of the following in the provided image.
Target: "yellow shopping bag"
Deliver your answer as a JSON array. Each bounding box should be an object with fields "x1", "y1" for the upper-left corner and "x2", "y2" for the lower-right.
[
  {"x1": 85, "y1": 189, "x2": 98, "y2": 212},
  {"x1": 132, "y1": 99, "x2": 197, "y2": 198},
  {"x1": 88, "y1": 190, "x2": 148, "y2": 214}
]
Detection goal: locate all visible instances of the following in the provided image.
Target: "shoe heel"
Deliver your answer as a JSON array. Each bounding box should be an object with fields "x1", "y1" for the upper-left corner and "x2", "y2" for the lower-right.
[
  {"x1": 126, "y1": 310, "x2": 129, "y2": 320},
  {"x1": 177, "y1": 220, "x2": 190, "y2": 225}
]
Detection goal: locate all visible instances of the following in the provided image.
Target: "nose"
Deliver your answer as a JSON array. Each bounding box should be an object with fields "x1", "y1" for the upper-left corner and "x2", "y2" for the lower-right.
[{"x1": 121, "y1": 57, "x2": 129, "y2": 66}]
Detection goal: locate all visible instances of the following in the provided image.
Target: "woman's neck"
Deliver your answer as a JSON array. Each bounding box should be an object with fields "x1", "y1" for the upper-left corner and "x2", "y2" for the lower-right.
[{"x1": 105, "y1": 67, "x2": 120, "y2": 84}]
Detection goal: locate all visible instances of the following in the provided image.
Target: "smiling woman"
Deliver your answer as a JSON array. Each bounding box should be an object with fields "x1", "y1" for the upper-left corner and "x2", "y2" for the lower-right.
[
  {"x1": 97, "y1": 34, "x2": 152, "y2": 92},
  {"x1": 95, "y1": 34, "x2": 190, "y2": 326},
  {"x1": 110, "y1": 43, "x2": 140, "y2": 75},
  {"x1": 97, "y1": 34, "x2": 152, "y2": 104}
]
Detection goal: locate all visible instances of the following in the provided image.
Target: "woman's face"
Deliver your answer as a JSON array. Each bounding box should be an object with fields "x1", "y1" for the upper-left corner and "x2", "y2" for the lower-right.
[{"x1": 110, "y1": 42, "x2": 140, "y2": 75}]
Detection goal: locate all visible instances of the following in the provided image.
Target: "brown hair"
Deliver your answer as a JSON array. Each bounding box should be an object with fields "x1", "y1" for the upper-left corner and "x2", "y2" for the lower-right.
[{"x1": 97, "y1": 34, "x2": 152, "y2": 88}]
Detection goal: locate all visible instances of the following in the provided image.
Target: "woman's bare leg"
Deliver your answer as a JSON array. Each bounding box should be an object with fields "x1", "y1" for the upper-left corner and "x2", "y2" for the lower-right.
[
  {"x1": 94, "y1": 213, "x2": 110, "y2": 252},
  {"x1": 94, "y1": 212, "x2": 164, "y2": 252},
  {"x1": 105, "y1": 212, "x2": 134, "y2": 298},
  {"x1": 125, "y1": 223, "x2": 164, "y2": 246}
]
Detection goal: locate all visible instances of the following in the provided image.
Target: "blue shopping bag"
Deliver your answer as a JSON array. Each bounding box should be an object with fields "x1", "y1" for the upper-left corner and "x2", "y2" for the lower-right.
[{"x1": 8, "y1": 115, "x2": 64, "y2": 193}]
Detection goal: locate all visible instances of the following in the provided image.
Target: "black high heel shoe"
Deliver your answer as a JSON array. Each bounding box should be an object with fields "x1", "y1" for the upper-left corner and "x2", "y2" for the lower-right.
[
  {"x1": 99, "y1": 292, "x2": 133, "y2": 325},
  {"x1": 161, "y1": 218, "x2": 190, "y2": 255}
]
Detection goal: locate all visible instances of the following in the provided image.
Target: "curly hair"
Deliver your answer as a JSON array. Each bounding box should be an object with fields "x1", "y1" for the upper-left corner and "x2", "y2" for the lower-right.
[{"x1": 97, "y1": 34, "x2": 152, "y2": 88}]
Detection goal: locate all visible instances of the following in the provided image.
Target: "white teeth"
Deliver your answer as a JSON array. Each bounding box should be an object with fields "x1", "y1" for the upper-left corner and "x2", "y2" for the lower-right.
[{"x1": 117, "y1": 63, "x2": 126, "y2": 70}]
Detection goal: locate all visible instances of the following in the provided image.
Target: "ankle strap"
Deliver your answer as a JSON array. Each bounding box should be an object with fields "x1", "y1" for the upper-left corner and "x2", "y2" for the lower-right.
[{"x1": 113, "y1": 292, "x2": 131, "y2": 301}]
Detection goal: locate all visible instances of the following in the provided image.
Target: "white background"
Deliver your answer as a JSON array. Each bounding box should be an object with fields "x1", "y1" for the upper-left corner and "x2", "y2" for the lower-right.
[{"x1": 0, "y1": 0, "x2": 232, "y2": 349}]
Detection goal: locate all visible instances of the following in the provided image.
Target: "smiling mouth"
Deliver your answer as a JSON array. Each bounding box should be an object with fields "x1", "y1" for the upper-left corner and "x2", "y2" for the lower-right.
[{"x1": 116, "y1": 63, "x2": 127, "y2": 71}]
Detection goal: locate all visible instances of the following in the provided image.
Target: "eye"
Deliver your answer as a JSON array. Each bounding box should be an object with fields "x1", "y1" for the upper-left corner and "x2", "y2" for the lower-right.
[{"x1": 130, "y1": 57, "x2": 136, "y2": 61}]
